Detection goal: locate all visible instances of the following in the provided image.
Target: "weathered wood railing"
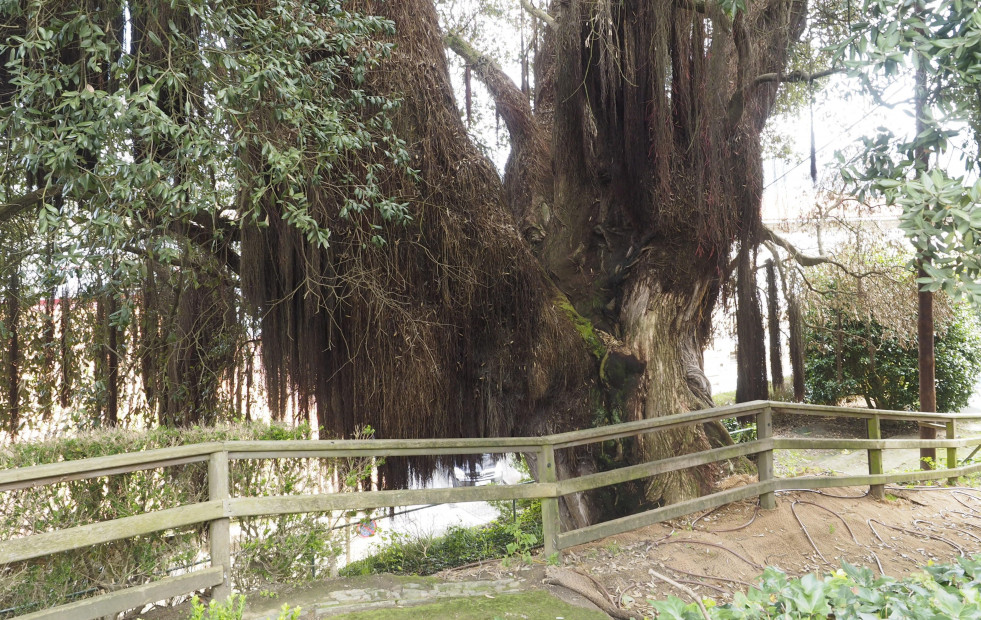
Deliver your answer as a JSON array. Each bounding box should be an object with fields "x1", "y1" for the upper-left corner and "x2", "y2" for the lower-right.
[{"x1": 3, "y1": 400, "x2": 981, "y2": 619}]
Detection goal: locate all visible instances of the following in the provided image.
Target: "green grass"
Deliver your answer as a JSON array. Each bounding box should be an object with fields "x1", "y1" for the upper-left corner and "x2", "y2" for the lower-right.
[
  {"x1": 714, "y1": 390, "x2": 737, "y2": 406},
  {"x1": 327, "y1": 590, "x2": 608, "y2": 619}
]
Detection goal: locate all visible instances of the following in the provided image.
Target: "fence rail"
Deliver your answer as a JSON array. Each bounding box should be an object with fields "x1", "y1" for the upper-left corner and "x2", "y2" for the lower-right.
[{"x1": 4, "y1": 400, "x2": 981, "y2": 620}]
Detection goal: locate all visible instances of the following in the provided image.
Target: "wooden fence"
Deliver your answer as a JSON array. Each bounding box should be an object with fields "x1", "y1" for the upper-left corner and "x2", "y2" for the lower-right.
[{"x1": 3, "y1": 400, "x2": 981, "y2": 619}]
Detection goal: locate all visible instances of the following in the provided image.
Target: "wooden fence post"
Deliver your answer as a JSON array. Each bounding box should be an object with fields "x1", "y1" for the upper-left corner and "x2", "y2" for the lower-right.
[
  {"x1": 538, "y1": 444, "x2": 560, "y2": 559},
  {"x1": 208, "y1": 449, "x2": 231, "y2": 601},
  {"x1": 947, "y1": 420, "x2": 958, "y2": 486},
  {"x1": 757, "y1": 405, "x2": 776, "y2": 510},
  {"x1": 867, "y1": 415, "x2": 884, "y2": 500}
]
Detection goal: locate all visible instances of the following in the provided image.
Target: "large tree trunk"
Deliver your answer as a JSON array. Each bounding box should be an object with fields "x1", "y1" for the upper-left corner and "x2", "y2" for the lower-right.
[
  {"x1": 621, "y1": 262, "x2": 719, "y2": 501},
  {"x1": 246, "y1": 0, "x2": 808, "y2": 514},
  {"x1": 241, "y1": 0, "x2": 603, "y2": 525},
  {"x1": 534, "y1": 0, "x2": 804, "y2": 503}
]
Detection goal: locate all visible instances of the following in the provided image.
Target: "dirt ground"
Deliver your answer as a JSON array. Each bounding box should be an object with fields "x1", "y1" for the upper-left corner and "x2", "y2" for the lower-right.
[
  {"x1": 439, "y1": 483, "x2": 981, "y2": 619},
  {"x1": 143, "y1": 482, "x2": 981, "y2": 620}
]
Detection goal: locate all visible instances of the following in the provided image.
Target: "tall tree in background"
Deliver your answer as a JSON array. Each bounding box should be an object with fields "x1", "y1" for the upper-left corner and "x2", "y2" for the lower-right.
[
  {"x1": 840, "y1": 0, "x2": 981, "y2": 469},
  {"x1": 766, "y1": 259, "x2": 785, "y2": 392}
]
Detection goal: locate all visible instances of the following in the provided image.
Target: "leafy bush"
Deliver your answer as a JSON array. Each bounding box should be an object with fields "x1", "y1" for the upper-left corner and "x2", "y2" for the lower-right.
[
  {"x1": 805, "y1": 306, "x2": 981, "y2": 412},
  {"x1": 0, "y1": 424, "x2": 373, "y2": 615},
  {"x1": 650, "y1": 557, "x2": 981, "y2": 619},
  {"x1": 187, "y1": 594, "x2": 299, "y2": 620},
  {"x1": 339, "y1": 500, "x2": 542, "y2": 576},
  {"x1": 721, "y1": 417, "x2": 757, "y2": 443}
]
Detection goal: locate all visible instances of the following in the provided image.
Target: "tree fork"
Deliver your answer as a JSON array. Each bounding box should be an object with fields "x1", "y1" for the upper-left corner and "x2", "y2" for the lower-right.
[{"x1": 444, "y1": 32, "x2": 555, "y2": 250}]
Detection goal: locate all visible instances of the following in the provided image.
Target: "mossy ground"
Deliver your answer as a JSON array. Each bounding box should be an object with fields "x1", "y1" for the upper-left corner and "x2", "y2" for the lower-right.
[{"x1": 327, "y1": 590, "x2": 607, "y2": 619}]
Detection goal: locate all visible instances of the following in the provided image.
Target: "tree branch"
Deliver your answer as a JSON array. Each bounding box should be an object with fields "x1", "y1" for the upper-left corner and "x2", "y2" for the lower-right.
[
  {"x1": 762, "y1": 226, "x2": 880, "y2": 280},
  {"x1": 726, "y1": 13, "x2": 753, "y2": 129},
  {"x1": 444, "y1": 31, "x2": 554, "y2": 249},
  {"x1": 0, "y1": 185, "x2": 241, "y2": 274},
  {"x1": 180, "y1": 220, "x2": 242, "y2": 275},
  {"x1": 752, "y1": 68, "x2": 841, "y2": 86},
  {"x1": 0, "y1": 186, "x2": 61, "y2": 224},
  {"x1": 444, "y1": 32, "x2": 540, "y2": 148},
  {"x1": 518, "y1": 0, "x2": 556, "y2": 30},
  {"x1": 674, "y1": 0, "x2": 732, "y2": 30}
]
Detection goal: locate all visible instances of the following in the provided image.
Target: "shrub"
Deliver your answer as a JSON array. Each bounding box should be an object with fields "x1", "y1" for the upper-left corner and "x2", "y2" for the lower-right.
[
  {"x1": 804, "y1": 306, "x2": 981, "y2": 412},
  {"x1": 187, "y1": 594, "x2": 299, "y2": 620},
  {"x1": 651, "y1": 557, "x2": 981, "y2": 619}
]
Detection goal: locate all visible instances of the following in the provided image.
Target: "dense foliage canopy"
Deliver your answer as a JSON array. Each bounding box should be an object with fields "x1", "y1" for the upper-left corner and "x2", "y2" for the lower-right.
[
  {"x1": 0, "y1": 0, "x2": 411, "y2": 432},
  {"x1": 840, "y1": 0, "x2": 981, "y2": 302}
]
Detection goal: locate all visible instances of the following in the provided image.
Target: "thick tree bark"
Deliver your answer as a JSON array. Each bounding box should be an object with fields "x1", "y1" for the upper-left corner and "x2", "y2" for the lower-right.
[
  {"x1": 247, "y1": 0, "x2": 808, "y2": 514},
  {"x1": 538, "y1": 0, "x2": 803, "y2": 503},
  {"x1": 620, "y1": 260, "x2": 719, "y2": 500}
]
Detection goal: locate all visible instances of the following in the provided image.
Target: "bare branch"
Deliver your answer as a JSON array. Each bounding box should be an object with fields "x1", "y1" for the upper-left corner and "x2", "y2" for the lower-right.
[
  {"x1": 519, "y1": 0, "x2": 556, "y2": 30},
  {"x1": 753, "y1": 68, "x2": 842, "y2": 86},
  {"x1": 762, "y1": 226, "x2": 880, "y2": 280}
]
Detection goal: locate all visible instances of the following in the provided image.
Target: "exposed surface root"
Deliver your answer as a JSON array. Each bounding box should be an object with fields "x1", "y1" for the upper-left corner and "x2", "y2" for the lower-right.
[{"x1": 511, "y1": 486, "x2": 981, "y2": 619}]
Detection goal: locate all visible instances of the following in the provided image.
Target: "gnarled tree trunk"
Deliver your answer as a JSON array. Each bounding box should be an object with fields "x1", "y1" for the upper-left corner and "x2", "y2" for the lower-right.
[{"x1": 246, "y1": 0, "x2": 808, "y2": 513}]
